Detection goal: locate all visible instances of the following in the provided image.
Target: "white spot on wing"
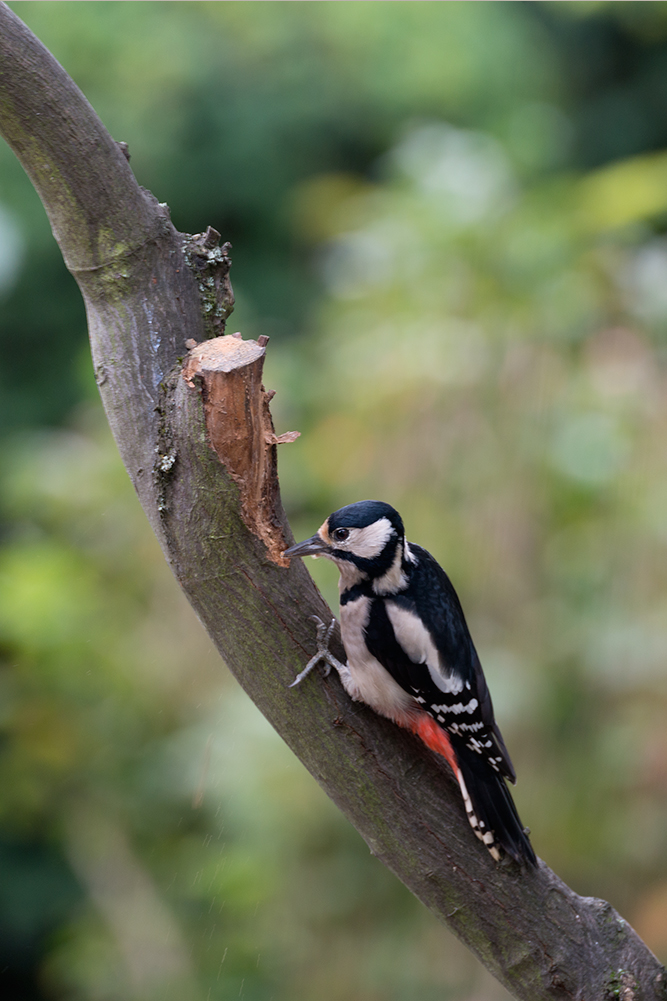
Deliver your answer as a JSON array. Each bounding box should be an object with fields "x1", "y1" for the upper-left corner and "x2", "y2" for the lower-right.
[
  {"x1": 432, "y1": 698, "x2": 478, "y2": 715},
  {"x1": 385, "y1": 602, "x2": 465, "y2": 694}
]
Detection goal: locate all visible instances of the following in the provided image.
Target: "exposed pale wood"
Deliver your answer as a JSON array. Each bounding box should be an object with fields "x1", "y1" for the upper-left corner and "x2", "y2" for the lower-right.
[
  {"x1": 0, "y1": 5, "x2": 664, "y2": 998},
  {"x1": 182, "y1": 334, "x2": 298, "y2": 564}
]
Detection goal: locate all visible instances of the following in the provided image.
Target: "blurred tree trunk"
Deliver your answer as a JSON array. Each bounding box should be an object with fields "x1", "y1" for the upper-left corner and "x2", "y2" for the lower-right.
[{"x1": 0, "y1": 5, "x2": 664, "y2": 1000}]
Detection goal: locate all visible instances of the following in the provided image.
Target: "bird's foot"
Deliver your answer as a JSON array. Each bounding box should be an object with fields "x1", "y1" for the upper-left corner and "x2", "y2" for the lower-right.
[{"x1": 289, "y1": 615, "x2": 346, "y2": 687}]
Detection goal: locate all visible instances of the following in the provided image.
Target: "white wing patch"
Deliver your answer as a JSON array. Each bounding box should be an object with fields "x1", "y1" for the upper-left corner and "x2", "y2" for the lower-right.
[{"x1": 385, "y1": 602, "x2": 465, "y2": 695}]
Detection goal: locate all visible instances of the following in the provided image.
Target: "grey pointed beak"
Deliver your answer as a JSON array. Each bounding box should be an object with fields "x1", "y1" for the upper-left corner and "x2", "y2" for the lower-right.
[{"x1": 283, "y1": 534, "x2": 329, "y2": 559}]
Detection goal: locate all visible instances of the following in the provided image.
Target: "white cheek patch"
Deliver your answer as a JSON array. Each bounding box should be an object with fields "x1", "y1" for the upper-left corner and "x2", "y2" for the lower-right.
[
  {"x1": 385, "y1": 602, "x2": 465, "y2": 695},
  {"x1": 345, "y1": 518, "x2": 395, "y2": 559}
]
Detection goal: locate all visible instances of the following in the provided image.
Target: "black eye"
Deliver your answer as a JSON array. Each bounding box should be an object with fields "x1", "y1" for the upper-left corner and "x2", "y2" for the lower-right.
[{"x1": 332, "y1": 528, "x2": 350, "y2": 543}]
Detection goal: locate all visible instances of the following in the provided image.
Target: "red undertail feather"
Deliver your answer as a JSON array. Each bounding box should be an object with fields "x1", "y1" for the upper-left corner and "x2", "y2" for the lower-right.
[
  {"x1": 407, "y1": 710, "x2": 536, "y2": 865},
  {"x1": 408, "y1": 713, "x2": 497, "y2": 856},
  {"x1": 410, "y1": 712, "x2": 460, "y2": 775}
]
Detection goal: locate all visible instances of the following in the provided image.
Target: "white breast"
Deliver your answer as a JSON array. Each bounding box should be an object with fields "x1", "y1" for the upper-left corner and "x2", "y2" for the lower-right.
[{"x1": 339, "y1": 595, "x2": 416, "y2": 725}]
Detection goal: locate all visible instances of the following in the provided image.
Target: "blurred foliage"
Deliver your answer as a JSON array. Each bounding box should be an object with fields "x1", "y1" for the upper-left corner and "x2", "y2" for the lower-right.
[{"x1": 4, "y1": 2, "x2": 667, "y2": 999}]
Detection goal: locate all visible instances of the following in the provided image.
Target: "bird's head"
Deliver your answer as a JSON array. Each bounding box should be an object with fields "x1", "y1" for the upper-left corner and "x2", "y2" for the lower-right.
[{"x1": 284, "y1": 500, "x2": 411, "y2": 592}]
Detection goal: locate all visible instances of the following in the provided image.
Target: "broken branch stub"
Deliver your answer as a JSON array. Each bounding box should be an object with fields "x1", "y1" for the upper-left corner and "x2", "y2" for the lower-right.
[{"x1": 182, "y1": 334, "x2": 300, "y2": 565}]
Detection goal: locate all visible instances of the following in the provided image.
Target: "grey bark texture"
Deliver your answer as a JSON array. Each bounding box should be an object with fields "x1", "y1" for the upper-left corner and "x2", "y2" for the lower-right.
[{"x1": 0, "y1": 5, "x2": 664, "y2": 999}]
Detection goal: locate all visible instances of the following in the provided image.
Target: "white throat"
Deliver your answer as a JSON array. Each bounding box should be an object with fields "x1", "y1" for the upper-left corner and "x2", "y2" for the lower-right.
[{"x1": 335, "y1": 559, "x2": 367, "y2": 592}]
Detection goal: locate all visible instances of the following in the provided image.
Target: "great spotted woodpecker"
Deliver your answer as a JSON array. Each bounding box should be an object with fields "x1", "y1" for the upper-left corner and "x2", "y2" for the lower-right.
[{"x1": 283, "y1": 500, "x2": 536, "y2": 866}]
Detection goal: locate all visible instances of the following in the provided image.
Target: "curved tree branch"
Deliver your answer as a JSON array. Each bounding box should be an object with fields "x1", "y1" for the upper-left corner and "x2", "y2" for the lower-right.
[{"x1": 0, "y1": 6, "x2": 664, "y2": 999}]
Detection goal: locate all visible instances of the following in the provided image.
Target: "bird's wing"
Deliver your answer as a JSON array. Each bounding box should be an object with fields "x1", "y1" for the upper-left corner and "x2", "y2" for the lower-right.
[{"x1": 363, "y1": 544, "x2": 516, "y2": 781}]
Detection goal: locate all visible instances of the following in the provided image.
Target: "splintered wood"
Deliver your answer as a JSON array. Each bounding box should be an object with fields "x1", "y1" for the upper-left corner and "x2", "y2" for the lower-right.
[{"x1": 182, "y1": 335, "x2": 299, "y2": 565}]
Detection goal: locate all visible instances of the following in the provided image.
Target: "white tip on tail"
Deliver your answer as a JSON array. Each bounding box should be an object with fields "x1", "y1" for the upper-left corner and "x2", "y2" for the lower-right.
[{"x1": 455, "y1": 769, "x2": 501, "y2": 862}]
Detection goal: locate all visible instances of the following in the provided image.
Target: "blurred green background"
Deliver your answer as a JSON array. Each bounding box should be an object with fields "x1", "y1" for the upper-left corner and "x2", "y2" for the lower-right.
[{"x1": 3, "y1": 2, "x2": 667, "y2": 998}]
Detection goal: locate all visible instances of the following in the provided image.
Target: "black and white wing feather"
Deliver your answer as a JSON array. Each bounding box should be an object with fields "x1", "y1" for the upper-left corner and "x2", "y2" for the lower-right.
[
  {"x1": 363, "y1": 543, "x2": 535, "y2": 865},
  {"x1": 365, "y1": 544, "x2": 513, "y2": 777}
]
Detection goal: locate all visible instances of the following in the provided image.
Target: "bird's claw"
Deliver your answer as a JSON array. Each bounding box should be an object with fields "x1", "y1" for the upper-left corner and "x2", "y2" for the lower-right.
[
  {"x1": 311, "y1": 614, "x2": 336, "y2": 673},
  {"x1": 289, "y1": 615, "x2": 345, "y2": 687}
]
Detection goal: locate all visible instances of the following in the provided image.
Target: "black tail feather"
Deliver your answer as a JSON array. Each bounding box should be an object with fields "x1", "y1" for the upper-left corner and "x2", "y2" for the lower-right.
[{"x1": 454, "y1": 741, "x2": 537, "y2": 866}]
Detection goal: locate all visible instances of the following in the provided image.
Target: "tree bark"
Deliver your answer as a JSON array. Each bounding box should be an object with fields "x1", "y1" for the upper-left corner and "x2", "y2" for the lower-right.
[{"x1": 0, "y1": 6, "x2": 664, "y2": 999}]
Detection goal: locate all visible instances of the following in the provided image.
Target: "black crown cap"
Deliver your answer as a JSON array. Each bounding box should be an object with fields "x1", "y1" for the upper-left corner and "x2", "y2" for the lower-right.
[{"x1": 327, "y1": 500, "x2": 404, "y2": 537}]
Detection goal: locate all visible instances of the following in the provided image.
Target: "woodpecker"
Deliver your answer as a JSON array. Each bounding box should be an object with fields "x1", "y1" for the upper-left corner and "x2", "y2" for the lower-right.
[{"x1": 283, "y1": 500, "x2": 536, "y2": 866}]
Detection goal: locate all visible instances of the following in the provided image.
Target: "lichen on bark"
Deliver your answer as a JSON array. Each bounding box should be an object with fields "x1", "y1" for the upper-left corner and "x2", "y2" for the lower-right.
[{"x1": 182, "y1": 227, "x2": 235, "y2": 338}]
